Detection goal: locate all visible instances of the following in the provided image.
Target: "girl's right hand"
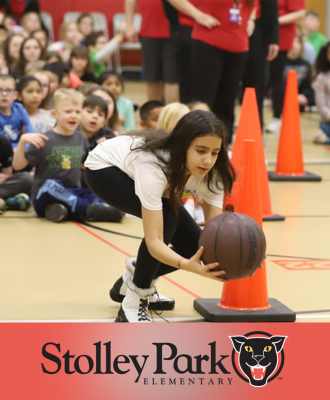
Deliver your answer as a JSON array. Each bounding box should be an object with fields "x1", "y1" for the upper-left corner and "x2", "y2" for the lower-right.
[{"x1": 180, "y1": 246, "x2": 228, "y2": 283}]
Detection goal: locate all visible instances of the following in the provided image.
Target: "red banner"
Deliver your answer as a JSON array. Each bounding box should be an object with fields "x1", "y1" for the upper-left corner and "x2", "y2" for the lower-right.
[{"x1": 0, "y1": 323, "x2": 326, "y2": 399}]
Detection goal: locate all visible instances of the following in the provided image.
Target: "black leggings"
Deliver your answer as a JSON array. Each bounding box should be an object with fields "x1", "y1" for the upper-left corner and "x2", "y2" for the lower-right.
[
  {"x1": 269, "y1": 51, "x2": 288, "y2": 118},
  {"x1": 192, "y1": 39, "x2": 248, "y2": 144},
  {"x1": 85, "y1": 167, "x2": 202, "y2": 289}
]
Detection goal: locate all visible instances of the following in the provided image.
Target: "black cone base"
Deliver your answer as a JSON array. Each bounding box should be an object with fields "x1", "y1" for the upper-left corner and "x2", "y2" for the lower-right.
[
  {"x1": 194, "y1": 298, "x2": 296, "y2": 322},
  {"x1": 268, "y1": 171, "x2": 321, "y2": 182},
  {"x1": 262, "y1": 213, "x2": 285, "y2": 221}
]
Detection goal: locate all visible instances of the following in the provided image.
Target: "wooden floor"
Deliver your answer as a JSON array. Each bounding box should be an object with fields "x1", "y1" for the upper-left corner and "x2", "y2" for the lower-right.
[{"x1": 1, "y1": 82, "x2": 330, "y2": 323}]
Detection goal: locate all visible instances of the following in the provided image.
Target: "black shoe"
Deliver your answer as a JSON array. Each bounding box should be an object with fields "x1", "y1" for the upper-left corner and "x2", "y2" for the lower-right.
[
  {"x1": 114, "y1": 306, "x2": 129, "y2": 322},
  {"x1": 45, "y1": 203, "x2": 68, "y2": 222},
  {"x1": 86, "y1": 204, "x2": 125, "y2": 222}
]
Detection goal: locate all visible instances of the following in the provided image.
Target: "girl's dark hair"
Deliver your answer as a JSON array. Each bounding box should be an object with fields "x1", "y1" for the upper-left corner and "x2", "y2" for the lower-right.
[
  {"x1": 83, "y1": 95, "x2": 108, "y2": 119},
  {"x1": 315, "y1": 42, "x2": 330, "y2": 75},
  {"x1": 86, "y1": 85, "x2": 119, "y2": 130},
  {"x1": 132, "y1": 110, "x2": 235, "y2": 213},
  {"x1": 97, "y1": 70, "x2": 124, "y2": 90},
  {"x1": 16, "y1": 75, "x2": 42, "y2": 94},
  {"x1": 11, "y1": 37, "x2": 44, "y2": 79},
  {"x1": 69, "y1": 46, "x2": 92, "y2": 73},
  {"x1": 3, "y1": 33, "x2": 24, "y2": 69}
]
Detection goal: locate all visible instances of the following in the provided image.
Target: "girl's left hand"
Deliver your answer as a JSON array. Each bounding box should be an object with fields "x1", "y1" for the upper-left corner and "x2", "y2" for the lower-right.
[{"x1": 96, "y1": 137, "x2": 107, "y2": 144}]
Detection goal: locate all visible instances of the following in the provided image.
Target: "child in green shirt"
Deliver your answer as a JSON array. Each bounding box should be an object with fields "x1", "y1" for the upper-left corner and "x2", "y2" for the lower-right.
[
  {"x1": 303, "y1": 10, "x2": 327, "y2": 57},
  {"x1": 85, "y1": 24, "x2": 126, "y2": 78}
]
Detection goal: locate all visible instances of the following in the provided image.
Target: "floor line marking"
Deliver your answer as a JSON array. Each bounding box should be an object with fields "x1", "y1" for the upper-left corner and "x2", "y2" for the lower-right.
[
  {"x1": 73, "y1": 221, "x2": 131, "y2": 257},
  {"x1": 73, "y1": 222, "x2": 201, "y2": 299}
]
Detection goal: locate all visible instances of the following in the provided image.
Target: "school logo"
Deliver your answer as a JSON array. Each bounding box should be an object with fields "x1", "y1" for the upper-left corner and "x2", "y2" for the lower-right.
[{"x1": 229, "y1": 331, "x2": 287, "y2": 387}]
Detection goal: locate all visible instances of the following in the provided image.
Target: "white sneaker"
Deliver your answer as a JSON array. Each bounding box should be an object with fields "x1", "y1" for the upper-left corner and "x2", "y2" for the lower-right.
[
  {"x1": 263, "y1": 98, "x2": 272, "y2": 107},
  {"x1": 115, "y1": 278, "x2": 155, "y2": 322},
  {"x1": 265, "y1": 118, "x2": 282, "y2": 133},
  {"x1": 194, "y1": 205, "x2": 205, "y2": 225},
  {"x1": 110, "y1": 257, "x2": 175, "y2": 310},
  {"x1": 313, "y1": 130, "x2": 329, "y2": 144}
]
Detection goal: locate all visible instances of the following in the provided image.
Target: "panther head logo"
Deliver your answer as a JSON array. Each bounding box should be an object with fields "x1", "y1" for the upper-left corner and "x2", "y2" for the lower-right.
[{"x1": 230, "y1": 334, "x2": 287, "y2": 387}]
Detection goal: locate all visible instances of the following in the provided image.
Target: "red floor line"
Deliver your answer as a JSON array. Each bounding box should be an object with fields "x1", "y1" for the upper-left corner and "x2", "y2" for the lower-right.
[
  {"x1": 73, "y1": 222, "x2": 131, "y2": 257},
  {"x1": 73, "y1": 222, "x2": 200, "y2": 299},
  {"x1": 161, "y1": 276, "x2": 201, "y2": 299}
]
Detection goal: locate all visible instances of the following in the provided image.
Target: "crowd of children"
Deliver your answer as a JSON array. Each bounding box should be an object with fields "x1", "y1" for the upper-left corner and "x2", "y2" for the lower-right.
[{"x1": 0, "y1": 5, "x2": 329, "y2": 219}]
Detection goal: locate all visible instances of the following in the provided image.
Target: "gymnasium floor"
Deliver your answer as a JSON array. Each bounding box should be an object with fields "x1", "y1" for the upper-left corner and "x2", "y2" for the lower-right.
[{"x1": 1, "y1": 81, "x2": 330, "y2": 323}]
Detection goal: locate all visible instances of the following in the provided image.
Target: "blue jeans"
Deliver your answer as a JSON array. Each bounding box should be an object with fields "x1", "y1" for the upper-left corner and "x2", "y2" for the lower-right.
[
  {"x1": 320, "y1": 122, "x2": 330, "y2": 144},
  {"x1": 33, "y1": 179, "x2": 98, "y2": 217}
]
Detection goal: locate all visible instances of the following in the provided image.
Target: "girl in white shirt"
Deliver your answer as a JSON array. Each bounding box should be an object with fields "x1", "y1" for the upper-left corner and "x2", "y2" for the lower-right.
[{"x1": 85, "y1": 110, "x2": 235, "y2": 322}]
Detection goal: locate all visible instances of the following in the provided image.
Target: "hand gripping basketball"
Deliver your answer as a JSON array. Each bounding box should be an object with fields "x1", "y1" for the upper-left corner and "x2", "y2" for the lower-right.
[
  {"x1": 199, "y1": 212, "x2": 267, "y2": 280},
  {"x1": 180, "y1": 246, "x2": 229, "y2": 283}
]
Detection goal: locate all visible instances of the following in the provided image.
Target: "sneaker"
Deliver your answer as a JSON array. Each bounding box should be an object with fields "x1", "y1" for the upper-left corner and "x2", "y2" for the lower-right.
[
  {"x1": 86, "y1": 204, "x2": 125, "y2": 222},
  {"x1": 263, "y1": 98, "x2": 272, "y2": 107},
  {"x1": 5, "y1": 193, "x2": 30, "y2": 211},
  {"x1": 313, "y1": 130, "x2": 329, "y2": 144},
  {"x1": 110, "y1": 257, "x2": 175, "y2": 310},
  {"x1": 115, "y1": 278, "x2": 155, "y2": 323},
  {"x1": 265, "y1": 118, "x2": 281, "y2": 133},
  {"x1": 45, "y1": 203, "x2": 68, "y2": 222},
  {"x1": 194, "y1": 205, "x2": 205, "y2": 225}
]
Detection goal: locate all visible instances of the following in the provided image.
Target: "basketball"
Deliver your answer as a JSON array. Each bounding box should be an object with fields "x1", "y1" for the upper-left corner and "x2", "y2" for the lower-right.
[{"x1": 199, "y1": 212, "x2": 266, "y2": 280}]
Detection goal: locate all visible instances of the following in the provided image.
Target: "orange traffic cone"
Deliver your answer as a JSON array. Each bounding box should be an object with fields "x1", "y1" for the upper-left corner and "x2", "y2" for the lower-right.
[
  {"x1": 220, "y1": 140, "x2": 269, "y2": 310},
  {"x1": 225, "y1": 87, "x2": 284, "y2": 221},
  {"x1": 194, "y1": 140, "x2": 296, "y2": 321},
  {"x1": 268, "y1": 70, "x2": 321, "y2": 181}
]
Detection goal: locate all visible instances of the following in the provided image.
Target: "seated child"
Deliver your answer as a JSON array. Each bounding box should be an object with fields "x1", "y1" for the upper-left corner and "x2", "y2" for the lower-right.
[
  {"x1": 157, "y1": 102, "x2": 190, "y2": 133},
  {"x1": 79, "y1": 95, "x2": 115, "y2": 151},
  {"x1": 85, "y1": 25, "x2": 125, "y2": 78},
  {"x1": 79, "y1": 95, "x2": 115, "y2": 188},
  {"x1": 17, "y1": 76, "x2": 55, "y2": 133},
  {"x1": 87, "y1": 86, "x2": 120, "y2": 132},
  {"x1": 12, "y1": 88, "x2": 124, "y2": 223},
  {"x1": 303, "y1": 10, "x2": 327, "y2": 57},
  {"x1": 0, "y1": 75, "x2": 35, "y2": 148},
  {"x1": 0, "y1": 135, "x2": 32, "y2": 212},
  {"x1": 188, "y1": 101, "x2": 211, "y2": 112},
  {"x1": 139, "y1": 100, "x2": 164, "y2": 129},
  {"x1": 21, "y1": 12, "x2": 42, "y2": 37},
  {"x1": 285, "y1": 35, "x2": 315, "y2": 112},
  {"x1": 31, "y1": 28, "x2": 49, "y2": 51},
  {"x1": 77, "y1": 13, "x2": 94, "y2": 40},
  {"x1": 98, "y1": 71, "x2": 135, "y2": 130},
  {"x1": 69, "y1": 46, "x2": 96, "y2": 83},
  {"x1": 48, "y1": 22, "x2": 83, "y2": 54}
]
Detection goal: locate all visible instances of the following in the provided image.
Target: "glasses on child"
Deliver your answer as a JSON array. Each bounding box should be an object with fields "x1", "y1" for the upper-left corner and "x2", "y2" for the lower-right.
[{"x1": 0, "y1": 88, "x2": 15, "y2": 95}]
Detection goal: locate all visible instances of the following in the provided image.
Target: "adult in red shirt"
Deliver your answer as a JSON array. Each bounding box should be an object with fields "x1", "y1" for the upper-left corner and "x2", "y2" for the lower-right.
[
  {"x1": 125, "y1": 0, "x2": 179, "y2": 104},
  {"x1": 183, "y1": 0, "x2": 257, "y2": 145},
  {"x1": 265, "y1": 0, "x2": 305, "y2": 133},
  {"x1": 166, "y1": 0, "x2": 220, "y2": 103}
]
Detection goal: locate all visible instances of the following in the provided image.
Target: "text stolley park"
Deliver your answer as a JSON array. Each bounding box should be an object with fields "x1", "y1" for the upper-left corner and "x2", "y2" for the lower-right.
[{"x1": 41, "y1": 341, "x2": 234, "y2": 385}]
